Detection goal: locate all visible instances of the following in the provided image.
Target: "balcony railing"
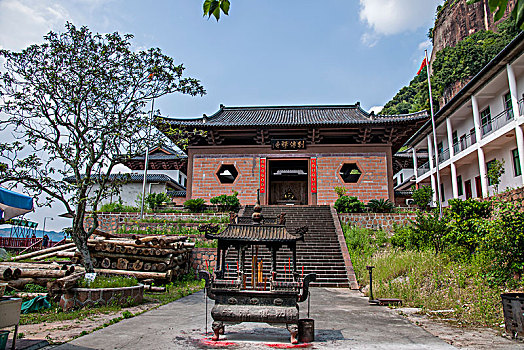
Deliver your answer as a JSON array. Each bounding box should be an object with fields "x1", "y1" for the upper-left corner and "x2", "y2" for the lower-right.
[
  {"x1": 519, "y1": 98, "x2": 524, "y2": 116},
  {"x1": 437, "y1": 148, "x2": 450, "y2": 163},
  {"x1": 453, "y1": 131, "x2": 476, "y2": 155},
  {"x1": 417, "y1": 160, "x2": 431, "y2": 176},
  {"x1": 481, "y1": 107, "x2": 514, "y2": 137}
]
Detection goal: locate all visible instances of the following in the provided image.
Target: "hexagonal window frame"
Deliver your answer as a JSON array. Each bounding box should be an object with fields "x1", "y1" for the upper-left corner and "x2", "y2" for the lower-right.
[
  {"x1": 338, "y1": 163, "x2": 363, "y2": 184},
  {"x1": 216, "y1": 164, "x2": 239, "y2": 184}
]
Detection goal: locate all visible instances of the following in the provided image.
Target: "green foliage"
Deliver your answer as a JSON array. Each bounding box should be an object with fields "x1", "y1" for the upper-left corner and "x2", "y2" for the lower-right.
[
  {"x1": 411, "y1": 185, "x2": 433, "y2": 208},
  {"x1": 366, "y1": 199, "x2": 394, "y2": 213},
  {"x1": 23, "y1": 283, "x2": 47, "y2": 293},
  {"x1": 334, "y1": 186, "x2": 347, "y2": 197},
  {"x1": 183, "y1": 198, "x2": 206, "y2": 212},
  {"x1": 99, "y1": 201, "x2": 138, "y2": 213},
  {"x1": 486, "y1": 159, "x2": 505, "y2": 193},
  {"x1": 445, "y1": 198, "x2": 492, "y2": 254},
  {"x1": 468, "y1": 0, "x2": 524, "y2": 29},
  {"x1": 145, "y1": 193, "x2": 169, "y2": 210},
  {"x1": 334, "y1": 196, "x2": 365, "y2": 213},
  {"x1": 0, "y1": 23, "x2": 205, "y2": 273},
  {"x1": 203, "y1": 0, "x2": 230, "y2": 21},
  {"x1": 78, "y1": 275, "x2": 138, "y2": 289},
  {"x1": 117, "y1": 225, "x2": 201, "y2": 236},
  {"x1": 477, "y1": 201, "x2": 524, "y2": 283},
  {"x1": 209, "y1": 191, "x2": 240, "y2": 211},
  {"x1": 381, "y1": 17, "x2": 520, "y2": 116},
  {"x1": 342, "y1": 224, "x2": 388, "y2": 277}
]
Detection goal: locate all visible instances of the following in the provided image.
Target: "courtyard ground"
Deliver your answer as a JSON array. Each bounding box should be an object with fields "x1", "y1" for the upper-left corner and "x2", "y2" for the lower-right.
[{"x1": 45, "y1": 288, "x2": 523, "y2": 350}]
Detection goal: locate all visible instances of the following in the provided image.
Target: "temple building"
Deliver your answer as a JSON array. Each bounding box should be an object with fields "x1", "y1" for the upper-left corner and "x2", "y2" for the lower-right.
[{"x1": 156, "y1": 104, "x2": 428, "y2": 206}]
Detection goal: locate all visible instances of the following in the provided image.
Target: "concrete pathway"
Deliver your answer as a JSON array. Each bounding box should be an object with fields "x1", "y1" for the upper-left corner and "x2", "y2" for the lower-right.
[{"x1": 53, "y1": 288, "x2": 457, "y2": 350}]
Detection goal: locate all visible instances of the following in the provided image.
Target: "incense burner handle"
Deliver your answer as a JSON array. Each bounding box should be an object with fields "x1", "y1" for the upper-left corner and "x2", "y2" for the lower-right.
[
  {"x1": 198, "y1": 270, "x2": 216, "y2": 300},
  {"x1": 298, "y1": 273, "x2": 316, "y2": 302}
]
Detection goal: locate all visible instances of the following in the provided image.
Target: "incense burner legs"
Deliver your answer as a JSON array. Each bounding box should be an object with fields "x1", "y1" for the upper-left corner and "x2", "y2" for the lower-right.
[
  {"x1": 287, "y1": 323, "x2": 299, "y2": 344},
  {"x1": 211, "y1": 321, "x2": 224, "y2": 341}
]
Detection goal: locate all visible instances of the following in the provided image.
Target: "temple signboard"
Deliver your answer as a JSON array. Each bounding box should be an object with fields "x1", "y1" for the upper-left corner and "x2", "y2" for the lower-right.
[{"x1": 271, "y1": 139, "x2": 306, "y2": 150}]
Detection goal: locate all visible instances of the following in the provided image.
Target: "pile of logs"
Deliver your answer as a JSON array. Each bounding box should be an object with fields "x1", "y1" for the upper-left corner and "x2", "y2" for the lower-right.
[
  {"x1": 0, "y1": 231, "x2": 194, "y2": 294},
  {"x1": 80, "y1": 234, "x2": 194, "y2": 280},
  {"x1": 0, "y1": 260, "x2": 77, "y2": 291}
]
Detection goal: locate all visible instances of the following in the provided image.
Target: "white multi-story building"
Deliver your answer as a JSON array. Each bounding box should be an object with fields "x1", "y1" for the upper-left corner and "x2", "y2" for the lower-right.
[{"x1": 406, "y1": 33, "x2": 524, "y2": 206}]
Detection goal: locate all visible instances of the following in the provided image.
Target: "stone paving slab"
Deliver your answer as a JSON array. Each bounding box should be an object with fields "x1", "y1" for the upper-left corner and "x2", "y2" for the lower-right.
[{"x1": 53, "y1": 288, "x2": 457, "y2": 350}]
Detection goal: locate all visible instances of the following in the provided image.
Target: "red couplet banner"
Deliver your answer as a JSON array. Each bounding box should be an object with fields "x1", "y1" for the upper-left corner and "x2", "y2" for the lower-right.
[
  {"x1": 260, "y1": 158, "x2": 266, "y2": 193},
  {"x1": 311, "y1": 158, "x2": 317, "y2": 193}
]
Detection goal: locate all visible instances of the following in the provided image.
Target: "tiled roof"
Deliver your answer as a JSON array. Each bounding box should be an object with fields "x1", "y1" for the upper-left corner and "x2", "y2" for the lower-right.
[
  {"x1": 205, "y1": 224, "x2": 304, "y2": 243},
  {"x1": 159, "y1": 105, "x2": 428, "y2": 128},
  {"x1": 167, "y1": 190, "x2": 186, "y2": 197},
  {"x1": 129, "y1": 146, "x2": 187, "y2": 161},
  {"x1": 64, "y1": 173, "x2": 184, "y2": 187}
]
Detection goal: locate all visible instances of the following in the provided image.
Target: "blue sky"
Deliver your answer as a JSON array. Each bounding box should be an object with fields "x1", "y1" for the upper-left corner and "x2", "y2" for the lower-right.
[{"x1": 0, "y1": 0, "x2": 442, "y2": 230}]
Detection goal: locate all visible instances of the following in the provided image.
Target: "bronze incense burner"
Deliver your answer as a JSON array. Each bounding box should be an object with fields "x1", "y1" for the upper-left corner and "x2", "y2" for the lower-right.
[{"x1": 199, "y1": 191, "x2": 316, "y2": 344}]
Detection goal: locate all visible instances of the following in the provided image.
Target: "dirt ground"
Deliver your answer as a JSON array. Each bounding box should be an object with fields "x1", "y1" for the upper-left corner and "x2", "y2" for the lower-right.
[
  {"x1": 17, "y1": 302, "x2": 159, "y2": 344},
  {"x1": 392, "y1": 307, "x2": 524, "y2": 349}
]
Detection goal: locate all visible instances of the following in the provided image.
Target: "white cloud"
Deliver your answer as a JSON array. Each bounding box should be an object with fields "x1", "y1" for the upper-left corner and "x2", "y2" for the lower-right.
[
  {"x1": 0, "y1": 0, "x2": 117, "y2": 51},
  {"x1": 369, "y1": 105, "x2": 384, "y2": 114},
  {"x1": 359, "y1": 0, "x2": 441, "y2": 36}
]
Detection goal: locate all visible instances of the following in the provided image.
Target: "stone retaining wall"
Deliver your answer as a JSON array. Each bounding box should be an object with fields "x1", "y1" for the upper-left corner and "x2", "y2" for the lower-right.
[
  {"x1": 338, "y1": 212, "x2": 417, "y2": 234},
  {"x1": 60, "y1": 284, "x2": 144, "y2": 311},
  {"x1": 190, "y1": 248, "x2": 217, "y2": 273}
]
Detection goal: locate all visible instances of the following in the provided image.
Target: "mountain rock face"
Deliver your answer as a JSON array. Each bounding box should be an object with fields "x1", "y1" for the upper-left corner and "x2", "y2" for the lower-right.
[
  {"x1": 431, "y1": 0, "x2": 516, "y2": 105},
  {"x1": 431, "y1": 0, "x2": 516, "y2": 61}
]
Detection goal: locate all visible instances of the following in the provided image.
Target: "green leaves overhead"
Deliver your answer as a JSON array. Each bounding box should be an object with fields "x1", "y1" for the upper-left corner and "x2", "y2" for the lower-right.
[{"x1": 203, "y1": 0, "x2": 230, "y2": 21}]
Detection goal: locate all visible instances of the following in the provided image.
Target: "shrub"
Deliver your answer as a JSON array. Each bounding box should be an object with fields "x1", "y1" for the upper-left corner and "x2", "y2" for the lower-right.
[
  {"x1": 412, "y1": 185, "x2": 433, "y2": 209},
  {"x1": 145, "y1": 193, "x2": 169, "y2": 210},
  {"x1": 366, "y1": 199, "x2": 394, "y2": 213},
  {"x1": 183, "y1": 198, "x2": 206, "y2": 212},
  {"x1": 334, "y1": 196, "x2": 365, "y2": 213},
  {"x1": 445, "y1": 198, "x2": 491, "y2": 254},
  {"x1": 209, "y1": 191, "x2": 240, "y2": 212},
  {"x1": 334, "y1": 186, "x2": 347, "y2": 197},
  {"x1": 99, "y1": 201, "x2": 138, "y2": 212}
]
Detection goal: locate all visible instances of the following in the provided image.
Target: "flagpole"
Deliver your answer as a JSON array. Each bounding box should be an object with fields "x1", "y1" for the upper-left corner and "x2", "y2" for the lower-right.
[
  {"x1": 425, "y1": 49, "x2": 443, "y2": 217},
  {"x1": 140, "y1": 98, "x2": 154, "y2": 220}
]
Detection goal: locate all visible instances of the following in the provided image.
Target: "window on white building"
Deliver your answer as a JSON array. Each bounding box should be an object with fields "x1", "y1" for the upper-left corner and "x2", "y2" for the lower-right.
[
  {"x1": 440, "y1": 183, "x2": 445, "y2": 202},
  {"x1": 457, "y1": 175, "x2": 463, "y2": 196},
  {"x1": 481, "y1": 107, "x2": 492, "y2": 135},
  {"x1": 504, "y1": 92, "x2": 514, "y2": 120}
]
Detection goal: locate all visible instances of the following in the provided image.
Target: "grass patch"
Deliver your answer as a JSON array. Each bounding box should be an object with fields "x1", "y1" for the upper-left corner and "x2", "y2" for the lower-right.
[
  {"x1": 19, "y1": 275, "x2": 204, "y2": 326},
  {"x1": 133, "y1": 217, "x2": 229, "y2": 224},
  {"x1": 343, "y1": 224, "x2": 508, "y2": 328},
  {"x1": 117, "y1": 226, "x2": 202, "y2": 236},
  {"x1": 78, "y1": 275, "x2": 138, "y2": 289}
]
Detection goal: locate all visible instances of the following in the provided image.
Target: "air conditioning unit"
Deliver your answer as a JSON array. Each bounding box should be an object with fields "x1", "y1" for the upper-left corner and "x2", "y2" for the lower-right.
[{"x1": 406, "y1": 199, "x2": 415, "y2": 206}]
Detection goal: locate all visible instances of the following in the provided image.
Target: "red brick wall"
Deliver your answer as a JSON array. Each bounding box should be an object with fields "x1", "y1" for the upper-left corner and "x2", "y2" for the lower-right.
[
  {"x1": 192, "y1": 155, "x2": 259, "y2": 204},
  {"x1": 316, "y1": 154, "x2": 389, "y2": 204},
  {"x1": 190, "y1": 153, "x2": 390, "y2": 206}
]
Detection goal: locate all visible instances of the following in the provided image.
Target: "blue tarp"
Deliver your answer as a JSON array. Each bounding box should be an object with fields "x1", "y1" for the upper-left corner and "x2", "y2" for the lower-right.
[{"x1": 0, "y1": 187, "x2": 34, "y2": 221}]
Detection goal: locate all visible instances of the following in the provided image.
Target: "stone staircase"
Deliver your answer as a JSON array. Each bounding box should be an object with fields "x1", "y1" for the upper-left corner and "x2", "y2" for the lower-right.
[{"x1": 222, "y1": 205, "x2": 352, "y2": 288}]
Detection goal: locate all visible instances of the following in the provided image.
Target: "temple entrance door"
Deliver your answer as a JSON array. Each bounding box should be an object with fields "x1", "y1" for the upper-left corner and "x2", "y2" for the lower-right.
[{"x1": 267, "y1": 159, "x2": 309, "y2": 205}]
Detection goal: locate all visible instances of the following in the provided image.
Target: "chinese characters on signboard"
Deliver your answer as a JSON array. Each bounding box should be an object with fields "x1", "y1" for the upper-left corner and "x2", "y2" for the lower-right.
[
  {"x1": 260, "y1": 158, "x2": 266, "y2": 193},
  {"x1": 311, "y1": 158, "x2": 317, "y2": 193},
  {"x1": 271, "y1": 139, "x2": 306, "y2": 150}
]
